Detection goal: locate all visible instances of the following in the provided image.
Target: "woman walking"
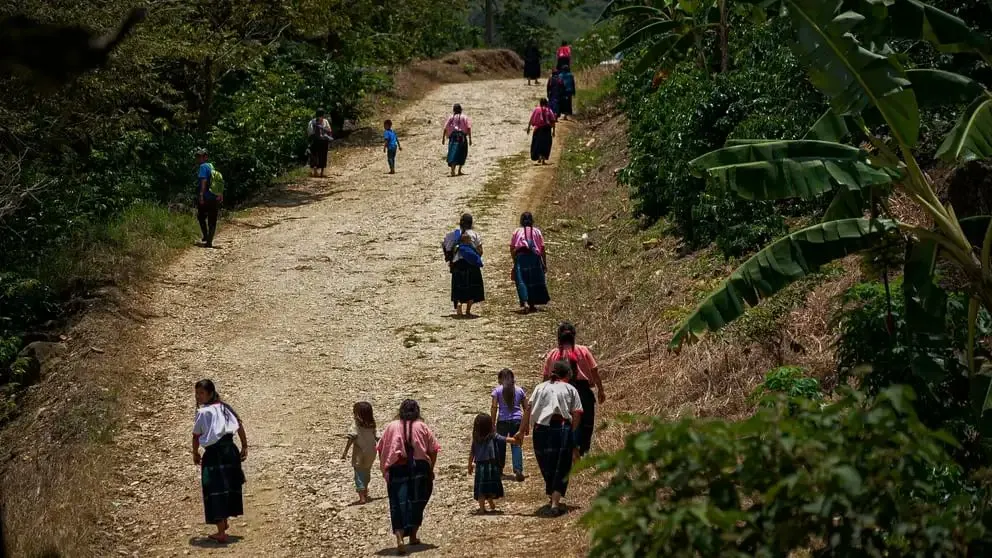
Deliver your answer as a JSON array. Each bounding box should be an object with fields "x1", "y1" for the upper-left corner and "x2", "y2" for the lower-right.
[
  {"x1": 559, "y1": 66, "x2": 576, "y2": 121},
  {"x1": 490, "y1": 368, "x2": 528, "y2": 481},
  {"x1": 192, "y1": 379, "x2": 248, "y2": 544},
  {"x1": 376, "y1": 400, "x2": 440, "y2": 555},
  {"x1": 556, "y1": 40, "x2": 572, "y2": 70},
  {"x1": 524, "y1": 40, "x2": 542, "y2": 85},
  {"x1": 442, "y1": 213, "x2": 485, "y2": 317},
  {"x1": 442, "y1": 104, "x2": 472, "y2": 176},
  {"x1": 547, "y1": 69, "x2": 565, "y2": 118},
  {"x1": 543, "y1": 322, "x2": 606, "y2": 456},
  {"x1": 511, "y1": 212, "x2": 550, "y2": 312},
  {"x1": 308, "y1": 108, "x2": 333, "y2": 178},
  {"x1": 527, "y1": 99, "x2": 556, "y2": 165},
  {"x1": 518, "y1": 361, "x2": 583, "y2": 516}
]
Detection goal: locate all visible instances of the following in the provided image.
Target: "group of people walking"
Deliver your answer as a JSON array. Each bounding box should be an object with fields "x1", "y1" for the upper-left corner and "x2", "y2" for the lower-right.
[{"x1": 190, "y1": 320, "x2": 606, "y2": 554}]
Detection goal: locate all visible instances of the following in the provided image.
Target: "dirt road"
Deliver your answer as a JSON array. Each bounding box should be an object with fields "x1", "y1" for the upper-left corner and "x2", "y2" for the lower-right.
[{"x1": 107, "y1": 79, "x2": 579, "y2": 557}]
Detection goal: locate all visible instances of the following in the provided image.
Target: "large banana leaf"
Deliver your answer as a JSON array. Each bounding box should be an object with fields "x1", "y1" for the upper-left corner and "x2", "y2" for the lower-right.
[
  {"x1": 671, "y1": 218, "x2": 896, "y2": 347},
  {"x1": 937, "y1": 93, "x2": 992, "y2": 163},
  {"x1": 873, "y1": 0, "x2": 990, "y2": 54},
  {"x1": 631, "y1": 28, "x2": 699, "y2": 73},
  {"x1": 906, "y1": 69, "x2": 986, "y2": 107},
  {"x1": 803, "y1": 109, "x2": 851, "y2": 142},
  {"x1": 822, "y1": 183, "x2": 871, "y2": 220},
  {"x1": 597, "y1": 0, "x2": 666, "y2": 22},
  {"x1": 689, "y1": 140, "x2": 893, "y2": 200},
  {"x1": 786, "y1": 0, "x2": 920, "y2": 147},
  {"x1": 613, "y1": 19, "x2": 682, "y2": 53}
]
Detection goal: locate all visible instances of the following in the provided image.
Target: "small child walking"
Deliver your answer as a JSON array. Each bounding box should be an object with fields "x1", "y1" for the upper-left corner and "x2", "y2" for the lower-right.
[
  {"x1": 491, "y1": 368, "x2": 528, "y2": 481},
  {"x1": 468, "y1": 414, "x2": 520, "y2": 513},
  {"x1": 342, "y1": 401, "x2": 378, "y2": 504},
  {"x1": 383, "y1": 119, "x2": 401, "y2": 174}
]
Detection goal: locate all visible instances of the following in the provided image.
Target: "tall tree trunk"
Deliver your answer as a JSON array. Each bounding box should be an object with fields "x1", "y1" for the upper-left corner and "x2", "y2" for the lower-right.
[
  {"x1": 198, "y1": 57, "x2": 214, "y2": 135},
  {"x1": 719, "y1": 0, "x2": 729, "y2": 73},
  {"x1": 485, "y1": 0, "x2": 496, "y2": 46}
]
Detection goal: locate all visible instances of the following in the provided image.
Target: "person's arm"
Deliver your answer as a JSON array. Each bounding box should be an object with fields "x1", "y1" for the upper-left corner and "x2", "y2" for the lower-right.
[
  {"x1": 490, "y1": 397, "x2": 499, "y2": 427},
  {"x1": 583, "y1": 348, "x2": 606, "y2": 403},
  {"x1": 384, "y1": 138, "x2": 389, "y2": 152},
  {"x1": 397, "y1": 136, "x2": 402, "y2": 150},
  {"x1": 342, "y1": 437, "x2": 354, "y2": 460},
  {"x1": 192, "y1": 434, "x2": 201, "y2": 466},
  {"x1": 237, "y1": 423, "x2": 249, "y2": 461},
  {"x1": 467, "y1": 446, "x2": 475, "y2": 474}
]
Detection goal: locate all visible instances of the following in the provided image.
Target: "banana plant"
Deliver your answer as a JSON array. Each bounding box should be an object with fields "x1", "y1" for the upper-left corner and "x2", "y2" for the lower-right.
[{"x1": 670, "y1": 0, "x2": 992, "y2": 418}]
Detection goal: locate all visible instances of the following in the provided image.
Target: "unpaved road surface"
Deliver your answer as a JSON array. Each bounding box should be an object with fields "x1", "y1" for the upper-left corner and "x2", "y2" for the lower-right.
[{"x1": 107, "y1": 79, "x2": 582, "y2": 557}]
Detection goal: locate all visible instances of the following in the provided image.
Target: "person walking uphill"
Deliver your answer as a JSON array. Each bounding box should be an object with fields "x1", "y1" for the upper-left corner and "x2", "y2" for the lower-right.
[
  {"x1": 556, "y1": 40, "x2": 572, "y2": 70},
  {"x1": 192, "y1": 379, "x2": 248, "y2": 544},
  {"x1": 527, "y1": 99, "x2": 557, "y2": 165},
  {"x1": 547, "y1": 69, "x2": 565, "y2": 118},
  {"x1": 543, "y1": 322, "x2": 606, "y2": 456},
  {"x1": 194, "y1": 148, "x2": 223, "y2": 248},
  {"x1": 511, "y1": 212, "x2": 550, "y2": 312},
  {"x1": 442, "y1": 213, "x2": 485, "y2": 317},
  {"x1": 524, "y1": 39, "x2": 542, "y2": 85},
  {"x1": 308, "y1": 108, "x2": 333, "y2": 178},
  {"x1": 491, "y1": 368, "x2": 528, "y2": 481},
  {"x1": 559, "y1": 66, "x2": 577, "y2": 121},
  {"x1": 518, "y1": 361, "x2": 583, "y2": 517},
  {"x1": 376, "y1": 400, "x2": 440, "y2": 556},
  {"x1": 442, "y1": 104, "x2": 472, "y2": 177},
  {"x1": 383, "y1": 119, "x2": 402, "y2": 174}
]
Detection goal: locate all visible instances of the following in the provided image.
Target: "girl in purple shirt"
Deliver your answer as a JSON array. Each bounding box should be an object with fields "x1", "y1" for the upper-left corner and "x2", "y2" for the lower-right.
[{"x1": 490, "y1": 368, "x2": 528, "y2": 481}]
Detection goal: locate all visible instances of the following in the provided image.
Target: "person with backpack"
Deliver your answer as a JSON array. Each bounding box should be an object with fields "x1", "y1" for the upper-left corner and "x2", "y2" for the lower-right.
[
  {"x1": 542, "y1": 322, "x2": 605, "y2": 456},
  {"x1": 510, "y1": 212, "x2": 550, "y2": 313},
  {"x1": 556, "y1": 40, "x2": 572, "y2": 70},
  {"x1": 441, "y1": 213, "x2": 485, "y2": 317},
  {"x1": 194, "y1": 148, "x2": 224, "y2": 248},
  {"x1": 307, "y1": 108, "x2": 333, "y2": 178},
  {"x1": 559, "y1": 65, "x2": 577, "y2": 121}
]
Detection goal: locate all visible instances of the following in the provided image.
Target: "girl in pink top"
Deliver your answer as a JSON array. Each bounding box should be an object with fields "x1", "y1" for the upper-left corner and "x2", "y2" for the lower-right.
[
  {"x1": 442, "y1": 104, "x2": 472, "y2": 177},
  {"x1": 556, "y1": 40, "x2": 572, "y2": 70},
  {"x1": 510, "y1": 212, "x2": 550, "y2": 312},
  {"x1": 526, "y1": 98, "x2": 557, "y2": 165},
  {"x1": 375, "y1": 399, "x2": 440, "y2": 555},
  {"x1": 542, "y1": 322, "x2": 605, "y2": 456}
]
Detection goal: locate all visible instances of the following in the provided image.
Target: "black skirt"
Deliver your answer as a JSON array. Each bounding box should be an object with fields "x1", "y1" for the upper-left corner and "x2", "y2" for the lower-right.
[
  {"x1": 450, "y1": 259, "x2": 485, "y2": 304},
  {"x1": 530, "y1": 126, "x2": 553, "y2": 161},
  {"x1": 473, "y1": 460, "x2": 505, "y2": 500},
  {"x1": 309, "y1": 137, "x2": 329, "y2": 169},
  {"x1": 560, "y1": 96, "x2": 574, "y2": 116},
  {"x1": 573, "y1": 380, "x2": 597, "y2": 455},
  {"x1": 524, "y1": 57, "x2": 541, "y2": 79},
  {"x1": 200, "y1": 434, "x2": 245, "y2": 524},
  {"x1": 532, "y1": 422, "x2": 574, "y2": 497},
  {"x1": 387, "y1": 460, "x2": 434, "y2": 536}
]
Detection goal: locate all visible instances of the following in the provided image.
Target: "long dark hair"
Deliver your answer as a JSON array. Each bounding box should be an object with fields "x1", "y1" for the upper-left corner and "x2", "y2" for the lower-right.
[
  {"x1": 453, "y1": 103, "x2": 463, "y2": 115},
  {"x1": 520, "y1": 211, "x2": 534, "y2": 228},
  {"x1": 554, "y1": 322, "x2": 579, "y2": 380},
  {"x1": 397, "y1": 399, "x2": 421, "y2": 422},
  {"x1": 195, "y1": 379, "x2": 240, "y2": 423},
  {"x1": 549, "y1": 360, "x2": 572, "y2": 383},
  {"x1": 498, "y1": 368, "x2": 516, "y2": 409},
  {"x1": 354, "y1": 401, "x2": 376, "y2": 430},
  {"x1": 472, "y1": 413, "x2": 495, "y2": 445},
  {"x1": 459, "y1": 213, "x2": 474, "y2": 230}
]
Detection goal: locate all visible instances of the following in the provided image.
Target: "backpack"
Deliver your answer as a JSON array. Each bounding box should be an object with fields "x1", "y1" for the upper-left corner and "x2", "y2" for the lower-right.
[{"x1": 205, "y1": 162, "x2": 224, "y2": 195}]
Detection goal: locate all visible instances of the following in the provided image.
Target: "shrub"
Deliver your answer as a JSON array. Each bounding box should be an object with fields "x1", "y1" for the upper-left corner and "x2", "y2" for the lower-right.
[
  {"x1": 751, "y1": 365, "x2": 822, "y2": 403},
  {"x1": 583, "y1": 386, "x2": 992, "y2": 557}
]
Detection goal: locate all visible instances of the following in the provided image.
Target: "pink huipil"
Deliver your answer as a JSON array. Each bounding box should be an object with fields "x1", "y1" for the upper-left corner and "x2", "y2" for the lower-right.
[
  {"x1": 444, "y1": 114, "x2": 472, "y2": 135},
  {"x1": 376, "y1": 419, "x2": 441, "y2": 481},
  {"x1": 510, "y1": 226, "x2": 546, "y2": 255},
  {"x1": 529, "y1": 107, "x2": 556, "y2": 129}
]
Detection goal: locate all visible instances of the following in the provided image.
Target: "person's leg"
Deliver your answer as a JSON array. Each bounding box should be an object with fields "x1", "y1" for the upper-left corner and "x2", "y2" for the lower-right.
[
  {"x1": 207, "y1": 199, "x2": 219, "y2": 247},
  {"x1": 477, "y1": 498, "x2": 486, "y2": 512},
  {"x1": 487, "y1": 498, "x2": 496, "y2": 511},
  {"x1": 465, "y1": 300, "x2": 473, "y2": 316},
  {"x1": 196, "y1": 202, "x2": 209, "y2": 243}
]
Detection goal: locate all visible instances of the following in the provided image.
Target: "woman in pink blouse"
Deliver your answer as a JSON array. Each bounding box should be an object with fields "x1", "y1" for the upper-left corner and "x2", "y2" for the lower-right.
[
  {"x1": 376, "y1": 400, "x2": 440, "y2": 555},
  {"x1": 543, "y1": 322, "x2": 605, "y2": 456},
  {"x1": 442, "y1": 104, "x2": 472, "y2": 177},
  {"x1": 510, "y1": 212, "x2": 550, "y2": 313},
  {"x1": 526, "y1": 98, "x2": 556, "y2": 165}
]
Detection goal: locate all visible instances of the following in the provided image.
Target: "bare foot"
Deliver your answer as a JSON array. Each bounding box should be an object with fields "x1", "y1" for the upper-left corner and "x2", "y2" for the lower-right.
[{"x1": 207, "y1": 533, "x2": 229, "y2": 543}]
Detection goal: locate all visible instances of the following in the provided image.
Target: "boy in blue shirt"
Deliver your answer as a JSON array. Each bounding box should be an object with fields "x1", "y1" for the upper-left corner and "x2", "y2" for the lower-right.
[
  {"x1": 194, "y1": 148, "x2": 221, "y2": 248},
  {"x1": 383, "y1": 119, "x2": 401, "y2": 174}
]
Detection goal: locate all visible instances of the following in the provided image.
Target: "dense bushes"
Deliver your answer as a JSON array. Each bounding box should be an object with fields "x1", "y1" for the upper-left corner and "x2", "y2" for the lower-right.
[
  {"x1": 583, "y1": 386, "x2": 992, "y2": 557},
  {"x1": 619, "y1": 20, "x2": 826, "y2": 256}
]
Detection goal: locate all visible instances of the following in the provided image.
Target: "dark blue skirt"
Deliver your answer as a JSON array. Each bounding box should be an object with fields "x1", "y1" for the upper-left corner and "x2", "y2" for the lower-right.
[
  {"x1": 530, "y1": 126, "x2": 553, "y2": 161},
  {"x1": 387, "y1": 460, "x2": 434, "y2": 535},
  {"x1": 200, "y1": 435, "x2": 245, "y2": 524},
  {"x1": 447, "y1": 132, "x2": 468, "y2": 166},
  {"x1": 514, "y1": 250, "x2": 550, "y2": 306},
  {"x1": 451, "y1": 259, "x2": 485, "y2": 304},
  {"x1": 533, "y1": 422, "x2": 574, "y2": 497},
  {"x1": 473, "y1": 460, "x2": 505, "y2": 500}
]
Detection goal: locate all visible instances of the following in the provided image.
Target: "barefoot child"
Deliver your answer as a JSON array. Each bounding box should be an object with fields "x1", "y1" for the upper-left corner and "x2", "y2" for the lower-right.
[
  {"x1": 468, "y1": 414, "x2": 520, "y2": 513},
  {"x1": 383, "y1": 119, "x2": 401, "y2": 174},
  {"x1": 342, "y1": 402, "x2": 378, "y2": 504}
]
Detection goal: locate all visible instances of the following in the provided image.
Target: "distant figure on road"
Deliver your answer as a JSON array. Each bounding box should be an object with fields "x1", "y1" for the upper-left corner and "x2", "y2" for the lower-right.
[
  {"x1": 376, "y1": 400, "x2": 440, "y2": 556},
  {"x1": 307, "y1": 108, "x2": 333, "y2": 178},
  {"x1": 383, "y1": 119, "x2": 402, "y2": 174},
  {"x1": 559, "y1": 66, "x2": 577, "y2": 121},
  {"x1": 194, "y1": 148, "x2": 222, "y2": 248},
  {"x1": 527, "y1": 99, "x2": 557, "y2": 165},
  {"x1": 442, "y1": 104, "x2": 472, "y2": 177},
  {"x1": 524, "y1": 40, "x2": 542, "y2": 85},
  {"x1": 511, "y1": 212, "x2": 550, "y2": 312},
  {"x1": 192, "y1": 379, "x2": 248, "y2": 544},
  {"x1": 556, "y1": 40, "x2": 572, "y2": 70},
  {"x1": 342, "y1": 401, "x2": 379, "y2": 505},
  {"x1": 547, "y1": 69, "x2": 565, "y2": 118},
  {"x1": 442, "y1": 213, "x2": 485, "y2": 317}
]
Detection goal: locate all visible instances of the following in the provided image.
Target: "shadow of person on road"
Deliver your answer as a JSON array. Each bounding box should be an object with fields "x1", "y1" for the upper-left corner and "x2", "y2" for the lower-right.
[
  {"x1": 188, "y1": 535, "x2": 244, "y2": 548},
  {"x1": 375, "y1": 542, "x2": 439, "y2": 556}
]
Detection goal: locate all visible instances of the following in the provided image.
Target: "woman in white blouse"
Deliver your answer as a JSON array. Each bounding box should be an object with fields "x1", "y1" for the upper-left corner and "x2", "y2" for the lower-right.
[
  {"x1": 517, "y1": 361, "x2": 583, "y2": 516},
  {"x1": 192, "y1": 379, "x2": 248, "y2": 543}
]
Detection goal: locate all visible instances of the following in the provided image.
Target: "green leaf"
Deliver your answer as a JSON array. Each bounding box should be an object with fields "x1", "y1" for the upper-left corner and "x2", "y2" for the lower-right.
[
  {"x1": 632, "y1": 30, "x2": 697, "y2": 74},
  {"x1": 599, "y1": 3, "x2": 666, "y2": 23},
  {"x1": 803, "y1": 109, "x2": 851, "y2": 142},
  {"x1": 786, "y1": 0, "x2": 920, "y2": 146},
  {"x1": 689, "y1": 140, "x2": 893, "y2": 200},
  {"x1": 613, "y1": 20, "x2": 683, "y2": 53},
  {"x1": 936, "y1": 94, "x2": 992, "y2": 163},
  {"x1": 905, "y1": 69, "x2": 986, "y2": 107},
  {"x1": 884, "y1": 0, "x2": 990, "y2": 54},
  {"x1": 671, "y1": 218, "x2": 895, "y2": 347},
  {"x1": 960, "y1": 216, "x2": 992, "y2": 248},
  {"x1": 822, "y1": 184, "x2": 870, "y2": 220}
]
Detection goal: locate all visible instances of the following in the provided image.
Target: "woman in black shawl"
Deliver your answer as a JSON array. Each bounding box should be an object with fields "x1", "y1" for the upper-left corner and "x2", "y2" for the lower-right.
[{"x1": 524, "y1": 40, "x2": 541, "y2": 85}]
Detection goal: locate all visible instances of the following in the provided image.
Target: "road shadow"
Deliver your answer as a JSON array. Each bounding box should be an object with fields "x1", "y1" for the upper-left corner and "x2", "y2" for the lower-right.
[
  {"x1": 188, "y1": 535, "x2": 244, "y2": 548},
  {"x1": 375, "y1": 542, "x2": 439, "y2": 556},
  {"x1": 254, "y1": 187, "x2": 340, "y2": 209},
  {"x1": 347, "y1": 496, "x2": 385, "y2": 507}
]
